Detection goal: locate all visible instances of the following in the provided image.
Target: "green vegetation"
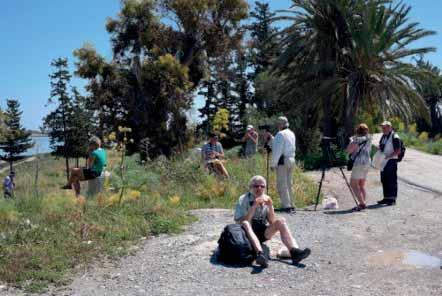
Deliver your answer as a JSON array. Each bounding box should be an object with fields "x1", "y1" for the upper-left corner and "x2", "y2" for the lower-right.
[{"x1": 0, "y1": 149, "x2": 318, "y2": 292}]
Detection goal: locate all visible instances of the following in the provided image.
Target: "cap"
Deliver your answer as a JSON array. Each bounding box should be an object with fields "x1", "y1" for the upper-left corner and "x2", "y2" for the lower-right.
[
  {"x1": 380, "y1": 121, "x2": 392, "y2": 127},
  {"x1": 247, "y1": 125, "x2": 254, "y2": 131}
]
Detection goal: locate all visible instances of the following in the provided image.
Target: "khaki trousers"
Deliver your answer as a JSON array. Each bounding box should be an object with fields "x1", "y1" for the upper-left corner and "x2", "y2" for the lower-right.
[{"x1": 276, "y1": 157, "x2": 295, "y2": 208}]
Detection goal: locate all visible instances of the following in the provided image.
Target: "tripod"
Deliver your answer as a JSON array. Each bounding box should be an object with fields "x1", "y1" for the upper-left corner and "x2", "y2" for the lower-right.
[{"x1": 314, "y1": 137, "x2": 359, "y2": 211}]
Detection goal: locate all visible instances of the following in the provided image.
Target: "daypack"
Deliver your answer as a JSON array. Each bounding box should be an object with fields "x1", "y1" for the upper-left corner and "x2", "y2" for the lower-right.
[
  {"x1": 395, "y1": 133, "x2": 406, "y2": 162},
  {"x1": 217, "y1": 224, "x2": 255, "y2": 265}
]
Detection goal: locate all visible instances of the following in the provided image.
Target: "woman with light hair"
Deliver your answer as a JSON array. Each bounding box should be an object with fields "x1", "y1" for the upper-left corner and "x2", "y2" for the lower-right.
[
  {"x1": 346, "y1": 123, "x2": 372, "y2": 210},
  {"x1": 234, "y1": 175, "x2": 311, "y2": 268},
  {"x1": 62, "y1": 136, "x2": 107, "y2": 197}
]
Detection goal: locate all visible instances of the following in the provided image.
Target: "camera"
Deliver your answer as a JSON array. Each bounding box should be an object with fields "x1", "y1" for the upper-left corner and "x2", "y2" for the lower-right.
[{"x1": 258, "y1": 124, "x2": 271, "y2": 131}]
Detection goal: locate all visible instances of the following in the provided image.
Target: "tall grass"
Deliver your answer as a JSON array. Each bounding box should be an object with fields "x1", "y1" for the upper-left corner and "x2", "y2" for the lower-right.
[{"x1": 0, "y1": 149, "x2": 319, "y2": 292}]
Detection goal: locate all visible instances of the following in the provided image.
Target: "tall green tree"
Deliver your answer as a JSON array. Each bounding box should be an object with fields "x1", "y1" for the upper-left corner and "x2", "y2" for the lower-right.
[
  {"x1": 75, "y1": 0, "x2": 248, "y2": 157},
  {"x1": 273, "y1": 0, "x2": 435, "y2": 148},
  {"x1": 69, "y1": 87, "x2": 97, "y2": 165},
  {"x1": 0, "y1": 99, "x2": 34, "y2": 173},
  {"x1": 43, "y1": 58, "x2": 74, "y2": 180},
  {"x1": 248, "y1": 1, "x2": 279, "y2": 110}
]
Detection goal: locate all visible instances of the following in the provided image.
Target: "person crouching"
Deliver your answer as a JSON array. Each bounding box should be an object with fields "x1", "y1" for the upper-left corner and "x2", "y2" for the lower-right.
[{"x1": 234, "y1": 175, "x2": 311, "y2": 268}]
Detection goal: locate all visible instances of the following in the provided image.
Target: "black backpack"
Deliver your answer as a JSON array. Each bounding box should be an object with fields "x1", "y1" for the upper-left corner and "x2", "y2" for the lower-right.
[
  {"x1": 217, "y1": 224, "x2": 255, "y2": 265},
  {"x1": 395, "y1": 133, "x2": 406, "y2": 162}
]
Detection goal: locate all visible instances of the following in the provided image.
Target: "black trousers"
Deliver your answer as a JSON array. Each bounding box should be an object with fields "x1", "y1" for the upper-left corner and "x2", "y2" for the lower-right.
[{"x1": 381, "y1": 159, "x2": 398, "y2": 200}]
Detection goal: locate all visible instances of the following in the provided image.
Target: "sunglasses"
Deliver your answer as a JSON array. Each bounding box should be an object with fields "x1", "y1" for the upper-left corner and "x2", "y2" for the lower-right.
[{"x1": 253, "y1": 184, "x2": 266, "y2": 189}]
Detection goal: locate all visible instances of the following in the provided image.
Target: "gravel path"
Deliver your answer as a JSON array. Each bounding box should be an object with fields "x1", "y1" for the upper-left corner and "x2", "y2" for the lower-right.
[{"x1": 3, "y1": 147, "x2": 442, "y2": 296}]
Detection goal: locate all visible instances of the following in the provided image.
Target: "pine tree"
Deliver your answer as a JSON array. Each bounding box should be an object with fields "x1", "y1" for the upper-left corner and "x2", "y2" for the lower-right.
[
  {"x1": 248, "y1": 1, "x2": 279, "y2": 111},
  {"x1": 43, "y1": 57, "x2": 74, "y2": 180},
  {"x1": 69, "y1": 87, "x2": 96, "y2": 165},
  {"x1": 0, "y1": 99, "x2": 34, "y2": 173}
]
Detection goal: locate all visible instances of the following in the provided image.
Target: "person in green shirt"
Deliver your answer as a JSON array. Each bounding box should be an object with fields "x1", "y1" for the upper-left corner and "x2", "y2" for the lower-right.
[{"x1": 62, "y1": 136, "x2": 107, "y2": 197}]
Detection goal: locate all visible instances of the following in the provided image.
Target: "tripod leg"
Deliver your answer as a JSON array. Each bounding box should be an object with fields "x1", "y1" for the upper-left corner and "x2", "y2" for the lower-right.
[
  {"x1": 266, "y1": 152, "x2": 270, "y2": 184},
  {"x1": 314, "y1": 167, "x2": 326, "y2": 211},
  {"x1": 338, "y1": 167, "x2": 359, "y2": 207}
]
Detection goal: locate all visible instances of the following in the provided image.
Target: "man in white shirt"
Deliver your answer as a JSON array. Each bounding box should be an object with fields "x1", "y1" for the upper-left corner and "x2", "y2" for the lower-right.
[{"x1": 271, "y1": 116, "x2": 296, "y2": 213}]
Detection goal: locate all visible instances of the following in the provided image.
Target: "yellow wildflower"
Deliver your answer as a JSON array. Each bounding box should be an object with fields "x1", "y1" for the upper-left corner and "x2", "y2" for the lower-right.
[
  {"x1": 169, "y1": 195, "x2": 181, "y2": 206},
  {"x1": 108, "y1": 132, "x2": 116, "y2": 141},
  {"x1": 130, "y1": 190, "x2": 141, "y2": 200}
]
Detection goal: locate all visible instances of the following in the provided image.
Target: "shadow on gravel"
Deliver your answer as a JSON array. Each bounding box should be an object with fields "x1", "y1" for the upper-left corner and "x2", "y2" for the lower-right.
[
  {"x1": 209, "y1": 251, "x2": 265, "y2": 274},
  {"x1": 270, "y1": 258, "x2": 306, "y2": 269},
  {"x1": 323, "y1": 204, "x2": 388, "y2": 215},
  {"x1": 210, "y1": 247, "x2": 305, "y2": 274},
  {"x1": 323, "y1": 209, "x2": 355, "y2": 215},
  {"x1": 366, "y1": 204, "x2": 387, "y2": 210}
]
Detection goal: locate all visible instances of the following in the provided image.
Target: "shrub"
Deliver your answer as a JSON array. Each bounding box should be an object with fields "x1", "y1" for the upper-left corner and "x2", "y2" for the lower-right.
[{"x1": 418, "y1": 132, "x2": 429, "y2": 142}]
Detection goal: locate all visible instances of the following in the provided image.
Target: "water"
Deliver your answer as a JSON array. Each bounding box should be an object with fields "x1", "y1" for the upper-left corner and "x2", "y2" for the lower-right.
[
  {"x1": 403, "y1": 250, "x2": 442, "y2": 268},
  {"x1": 24, "y1": 136, "x2": 53, "y2": 156},
  {"x1": 368, "y1": 250, "x2": 442, "y2": 269}
]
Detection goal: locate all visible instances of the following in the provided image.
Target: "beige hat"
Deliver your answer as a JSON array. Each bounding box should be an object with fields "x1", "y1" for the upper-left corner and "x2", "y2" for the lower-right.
[
  {"x1": 380, "y1": 121, "x2": 392, "y2": 127},
  {"x1": 247, "y1": 125, "x2": 254, "y2": 131}
]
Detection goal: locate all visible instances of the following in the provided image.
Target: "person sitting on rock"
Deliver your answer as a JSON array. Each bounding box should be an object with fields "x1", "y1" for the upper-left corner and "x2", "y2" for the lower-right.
[
  {"x1": 62, "y1": 136, "x2": 107, "y2": 197},
  {"x1": 201, "y1": 132, "x2": 229, "y2": 178},
  {"x1": 234, "y1": 175, "x2": 311, "y2": 268}
]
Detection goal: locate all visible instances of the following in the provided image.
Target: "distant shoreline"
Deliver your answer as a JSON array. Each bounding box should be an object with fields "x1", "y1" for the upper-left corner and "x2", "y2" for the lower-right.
[{"x1": 30, "y1": 133, "x2": 48, "y2": 137}]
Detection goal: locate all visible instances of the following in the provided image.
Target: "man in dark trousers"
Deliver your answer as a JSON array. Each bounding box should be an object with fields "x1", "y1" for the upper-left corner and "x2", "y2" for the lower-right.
[{"x1": 378, "y1": 121, "x2": 401, "y2": 206}]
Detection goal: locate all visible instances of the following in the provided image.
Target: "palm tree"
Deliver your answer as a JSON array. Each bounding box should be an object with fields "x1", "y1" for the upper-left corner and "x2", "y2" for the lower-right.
[
  {"x1": 414, "y1": 58, "x2": 442, "y2": 136},
  {"x1": 341, "y1": 0, "x2": 436, "y2": 137},
  {"x1": 273, "y1": 0, "x2": 435, "y2": 143}
]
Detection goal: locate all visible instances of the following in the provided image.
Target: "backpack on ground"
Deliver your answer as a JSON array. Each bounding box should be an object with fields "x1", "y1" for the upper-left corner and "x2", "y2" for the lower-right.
[{"x1": 217, "y1": 224, "x2": 255, "y2": 265}]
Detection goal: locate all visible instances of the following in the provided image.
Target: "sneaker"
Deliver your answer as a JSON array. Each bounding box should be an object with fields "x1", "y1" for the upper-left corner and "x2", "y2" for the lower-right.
[
  {"x1": 255, "y1": 252, "x2": 268, "y2": 268},
  {"x1": 377, "y1": 199, "x2": 389, "y2": 205},
  {"x1": 290, "y1": 248, "x2": 311, "y2": 264}
]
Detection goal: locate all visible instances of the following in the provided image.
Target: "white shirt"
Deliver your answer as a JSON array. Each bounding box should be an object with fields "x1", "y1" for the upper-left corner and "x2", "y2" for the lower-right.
[{"x1": 271, "y1": 128, "x2": 296, "y2": 168}]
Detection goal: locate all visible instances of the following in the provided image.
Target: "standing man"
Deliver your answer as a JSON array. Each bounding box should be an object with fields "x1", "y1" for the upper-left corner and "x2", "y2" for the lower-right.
[
  {"x1": 271, "y1": 116, "x2": 296, "y2": 213},
  {"x1": 242, "y1": 125, "x2": 258, "y2": 158},
  {"x1": 378, "y1": 121, "x2": 401, "y2": 206},
  {"x1": 3, "y1": 171, "x2": 15, "y2": 199}
]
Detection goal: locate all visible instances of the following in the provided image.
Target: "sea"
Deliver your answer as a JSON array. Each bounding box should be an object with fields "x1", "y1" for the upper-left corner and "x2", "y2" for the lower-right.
[{"x1": 23, "y1": 136, "x2": 53, "y2": 156}]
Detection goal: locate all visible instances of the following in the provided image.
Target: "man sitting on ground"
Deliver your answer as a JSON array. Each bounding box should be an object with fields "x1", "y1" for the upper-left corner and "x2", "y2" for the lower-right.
[
  {"x1": 62, "y1": 136, "x2": 107, "y2": 197},
  {"x1": 201, "y1": 133, "x2": 229, "y2": 178},
  {"x1": 234, "y1": 175, "x2": 311, "y2": 268}
]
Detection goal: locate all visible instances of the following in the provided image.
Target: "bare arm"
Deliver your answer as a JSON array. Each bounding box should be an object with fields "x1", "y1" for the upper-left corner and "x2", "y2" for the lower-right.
[
  {"x1": 346, "y1": 142, "x2": 358, "y2": 154},
  {"x1": 250, "y1": 132, "x2": 258, "y2": 145},
  {"x1": 87, "y1": 156, "x2": 95, "y2": 169},
  {"x1": 264, "y1": 195, "x2": 276, "y2": 224}
]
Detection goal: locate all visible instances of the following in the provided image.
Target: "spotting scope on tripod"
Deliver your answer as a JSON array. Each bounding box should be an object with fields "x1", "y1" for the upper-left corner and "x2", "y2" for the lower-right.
[{"x1": 314, "y1": 136, "x2": 359, "y2": 211}]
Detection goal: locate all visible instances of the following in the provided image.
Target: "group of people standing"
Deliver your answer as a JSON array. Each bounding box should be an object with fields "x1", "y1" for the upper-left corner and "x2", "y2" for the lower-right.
[
  {"x1": 201, "y1": 116, "x2": 298, "y2": 213},
  {"x1": 346, "y1": 120, "x2": 401, "y2": 210},
  {"x1": 202, "y1": 117, "x2": 402, "y2": 268}
]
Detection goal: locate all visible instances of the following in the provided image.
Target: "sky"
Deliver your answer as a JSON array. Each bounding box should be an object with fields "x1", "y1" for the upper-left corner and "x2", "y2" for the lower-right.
[{"x1": 0, "y1": 0, "x2": 441, "y2": 130}]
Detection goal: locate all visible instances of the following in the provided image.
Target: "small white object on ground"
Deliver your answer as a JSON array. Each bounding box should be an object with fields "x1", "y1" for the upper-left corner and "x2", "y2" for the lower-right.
[{"x1": 322, "y1": 197, "x2": 339, "y2": 210}]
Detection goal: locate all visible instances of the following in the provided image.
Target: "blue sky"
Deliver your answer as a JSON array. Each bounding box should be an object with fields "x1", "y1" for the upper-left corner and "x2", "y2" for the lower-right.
[{"x1": 0, "y1": 0, "x2": 441, "y2": 129}]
